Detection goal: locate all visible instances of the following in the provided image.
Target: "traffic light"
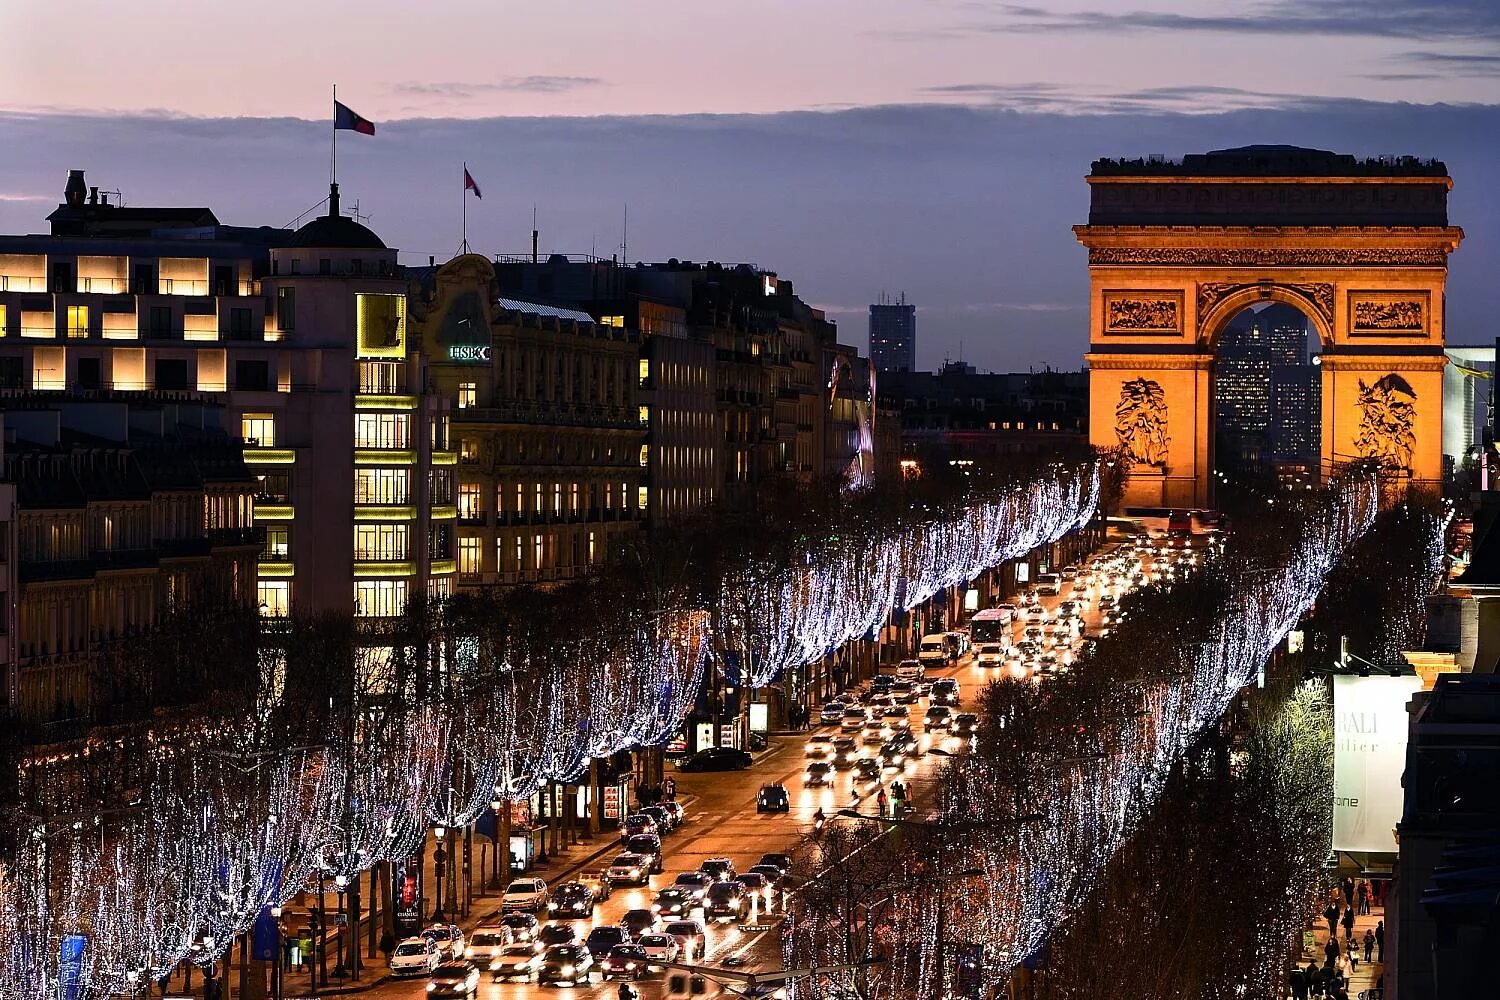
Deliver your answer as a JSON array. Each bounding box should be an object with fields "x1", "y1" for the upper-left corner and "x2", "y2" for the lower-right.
[{"x1": 956, "y1": 942, "x2": 983, "y2": 997}]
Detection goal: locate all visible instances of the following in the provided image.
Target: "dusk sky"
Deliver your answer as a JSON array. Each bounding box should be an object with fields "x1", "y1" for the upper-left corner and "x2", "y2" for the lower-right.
[{"x1": 4, "y1": 0, "x2": 1500, "y2": 371}]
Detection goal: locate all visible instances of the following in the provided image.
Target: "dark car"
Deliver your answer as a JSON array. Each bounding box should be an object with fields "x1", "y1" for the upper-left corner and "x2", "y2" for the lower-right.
[
  {"x1": 869, "y1": 674, "x2": 895, "y2": 693},
  {"x1": 620, "y1": 908, "x2": 659, "y2": 938},
  {"x1": 705, "y1": 881, "x2": 748, "y2": 922},
  {"x1": 672, "y1": 871, "x2": 714, "y2": 898},
  {"x1": 680, "y1": 747, "x2": 753, "y2": 772},
  {"x1": 625, "y1": 833, "x2": 664, "y2": 874},
  {"x1": 620, "y1": 813, "x2": 659, "y2": 841},
  {"x1": 584, "y1": 925, "x2": 632, "y2": 960},
  {"x1": 651, "y1": 886, "x2": 697, "y2": 918},
  {"x1": 890, "y1": 681, "x2": 919, "y2": 704},
  {"x1": 548, "y1": 881, "x2": 598, "y2": 918},
  {"x1": 537, "y1": 944, "x2": 594, "y2": 986},
  {"x1": 853, "y1": 757, "x2": 882, "y2": 784},
  {"x1": 804, "y1": 761, "x2": 834, "y2": 787},
  {"x1": 746, "y1": 864, "x2": 784, "y2": 889},
  {"x1": 640, "y1": 804, "x2": 676, "y2": 833},
  {"x1": 427, "y1": 961, "x2": 482, "y2": 998},
  {"x1": 599, "y1": 943, "x2": 650, "y2": 981},
  {"x1": 757, "y1": 783, "x2": 790, "y2": 813},
  {"x1": 879, "y1": 742, "x2": 908, "y2": 768},
  {"x1": 700, "y1": 857, "x2": 737, "y2": 882},
  {"x1": 538, "y1": 923, "x2": 579, "y2": 947},
  {"x1": 929, "y1": 678, "x2": 960, "y2": 705},
  {"x1": 500, "y1": 912, "x2": 540, "y2": 943},
  {"x1": 757, "y1": 853, "x2": 792, "y2": 877}
]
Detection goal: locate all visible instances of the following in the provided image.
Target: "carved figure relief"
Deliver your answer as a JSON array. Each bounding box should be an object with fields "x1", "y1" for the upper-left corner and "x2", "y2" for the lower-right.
[
  {"x1": 1352, "y1": 298, "x2": 1424, "y2": 332},
  {"x1": 1354, "y1": 373, "x2": 1418, "y2": 470},
  {"x1": 1115, "y1": 378, "x2": 1170, "y2": 469},
  {"x1": 1194, "y1": 281, "x2": 1333, "y2": 337},
  {"x1": 1104, "y1": 294, "x2": 1180, "y2": 333}
]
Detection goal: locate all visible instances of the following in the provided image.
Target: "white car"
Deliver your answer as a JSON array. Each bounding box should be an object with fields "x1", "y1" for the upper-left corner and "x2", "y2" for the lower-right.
[
  {"x1": 638, "y1": 932, "x2": 681, "y2": 964},
  {"x1": 975, "y1": 642, "x2": 1005, "y2": 667},
  {"x1": 422, "y1": 922, "x2": 465, "y2": 960},
  {"x1": 465, "y1": 926, "x2": 513, "y2": 963},
  {"x1": 489, "y1": 942, "x2": 544, "y2": 982},
  {"x1": 608, "y1": 852, "x2": 652, "y2": 886},
  {"x1": 389, "y1": 936, "x2": 441, "y2": 977},
  {"x1": 502, "y1": 877, "x2": 549, "y2": 912},
  {"x1": 805, "y1": 734, "x2": 834, "y2": 757}
]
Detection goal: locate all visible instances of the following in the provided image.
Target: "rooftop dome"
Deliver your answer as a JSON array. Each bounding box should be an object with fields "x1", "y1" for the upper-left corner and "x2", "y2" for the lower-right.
[{"x1": 289, "y1": 183, "x2": 386, "y2": 249}]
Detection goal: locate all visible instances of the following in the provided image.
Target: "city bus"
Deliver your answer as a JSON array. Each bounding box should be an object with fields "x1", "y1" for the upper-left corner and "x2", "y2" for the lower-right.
[{"x1": 969, "y1": 608, "x2": 1013, "y2": 666}]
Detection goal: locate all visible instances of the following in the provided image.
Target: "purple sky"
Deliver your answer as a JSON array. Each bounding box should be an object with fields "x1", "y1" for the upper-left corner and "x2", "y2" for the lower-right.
[{"x1": 4, "y1": 1, "x2": 1500, "y2": 371}]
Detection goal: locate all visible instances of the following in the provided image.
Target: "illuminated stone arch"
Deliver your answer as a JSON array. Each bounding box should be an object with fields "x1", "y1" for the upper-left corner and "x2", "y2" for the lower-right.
[{"x1": 1078, "y1": 145, "x2": 1462, "y2": 508}]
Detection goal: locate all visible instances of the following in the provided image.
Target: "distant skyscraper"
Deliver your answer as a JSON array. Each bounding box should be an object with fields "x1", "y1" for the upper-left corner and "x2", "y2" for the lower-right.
[
  {"x1": 1214, "y1": 303, "x2": 1320, "y2": 471},
  {"x1": 869, "y1": 293, "x2": 916, "y2": 373}
]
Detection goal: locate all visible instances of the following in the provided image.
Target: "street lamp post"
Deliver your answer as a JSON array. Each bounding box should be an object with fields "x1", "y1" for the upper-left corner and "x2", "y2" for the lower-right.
[
  {"x1": 332, "y1": 874, "x2": 349, "y2": 979},
  {"x1": 432, "y1": 824, "x2": 448, "y2": 922},
  {"x1": 270, "y1": 903, "x2": 283, "y2": 1000}
]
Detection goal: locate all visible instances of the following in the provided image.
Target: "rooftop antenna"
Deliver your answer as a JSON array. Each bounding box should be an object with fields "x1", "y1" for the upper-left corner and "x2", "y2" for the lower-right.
[
  {"x1": 622, "y1": 203, "x2": 628, "y2": 264},
  {"x1": 531, "y1": 204, "x2": 538, "y2": 264}
]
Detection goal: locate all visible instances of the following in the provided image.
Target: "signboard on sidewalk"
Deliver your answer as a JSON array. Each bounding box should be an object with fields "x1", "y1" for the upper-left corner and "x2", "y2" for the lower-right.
[
  {"x1": 1333, "y1": 674, "x2": 1423, "y2": 853},
  {"x1": 603, "y1": 786, "x2": 621, "y2": 821},
  {"x1": 391, "y1": 851, "x2": 424, "y2": 936}
]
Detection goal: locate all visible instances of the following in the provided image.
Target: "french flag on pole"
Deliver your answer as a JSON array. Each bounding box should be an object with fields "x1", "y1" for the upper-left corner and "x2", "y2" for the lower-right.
[
  {"x1": 334, "y1": 100, "x2": 375, "y2": 135},
  {"x1": 464, "y1": 167, "x2": 482, "y2": 199}
]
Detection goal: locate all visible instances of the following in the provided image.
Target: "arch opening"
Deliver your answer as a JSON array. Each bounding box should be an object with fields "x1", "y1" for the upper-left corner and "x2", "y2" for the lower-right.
[{"x1": 1209, "y1": 301, "x2": 1321, "y2": 498}]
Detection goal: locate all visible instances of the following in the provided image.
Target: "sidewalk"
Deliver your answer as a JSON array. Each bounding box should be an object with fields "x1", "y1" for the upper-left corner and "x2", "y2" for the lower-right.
[{"x1": 1295, "y1": 902, "x2": 1386, "y2": 997}]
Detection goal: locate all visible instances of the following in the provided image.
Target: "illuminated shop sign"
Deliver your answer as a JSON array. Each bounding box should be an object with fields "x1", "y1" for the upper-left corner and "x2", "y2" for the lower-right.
[{"x1": 448, "y1": 344, "x2": 491, "y2": 363}]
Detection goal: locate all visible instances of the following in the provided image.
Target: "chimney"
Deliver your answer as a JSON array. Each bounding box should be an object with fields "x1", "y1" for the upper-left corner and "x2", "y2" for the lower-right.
[
  {"x1": 328, "y1": 181, "x2": 341, "y2": 219},
  {"x1": 88, "y1": 186, "x2": 98, "y2": 205},
  {"x1": 64, "y1": 169, "x2": 87, "y2": 207}
]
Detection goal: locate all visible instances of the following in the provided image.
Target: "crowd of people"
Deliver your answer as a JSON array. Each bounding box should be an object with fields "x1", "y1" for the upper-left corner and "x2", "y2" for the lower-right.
[{"x1": 1289, "y1": 877, "x2": 1385, "y2": 1000}]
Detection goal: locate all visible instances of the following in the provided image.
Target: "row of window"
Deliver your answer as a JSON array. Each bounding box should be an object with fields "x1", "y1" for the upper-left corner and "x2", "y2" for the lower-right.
[
  {"x1": 258, "y1": 576, "x2": 451, "y2": 620},
  {"x1": 456, "y1": 529, "x2": 602, "y2": 575},
  {"x1": 455, "y1": 479, "x2": 646, "y2": 519},
  {"x1": 1, "y1": 303, "x2": 262, "y2": 341}
]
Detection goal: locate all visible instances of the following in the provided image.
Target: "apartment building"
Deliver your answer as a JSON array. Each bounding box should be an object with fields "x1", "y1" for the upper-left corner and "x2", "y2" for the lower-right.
[
  {"x1": 413, "y1": 254, "x2": 643, "y2": 590},
  {"x1": 0, "y1": 171, "x2": 455, "y2": 625}
]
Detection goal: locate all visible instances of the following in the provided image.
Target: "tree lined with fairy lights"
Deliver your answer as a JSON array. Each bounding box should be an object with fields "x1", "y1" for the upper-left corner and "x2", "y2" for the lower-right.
[
  {"x1": 0, "y1": 455, "x2": 1101, "y2": 1000},
  {"x1": 783, "y1": 468, "x2": 1382, "y2": 1000}
]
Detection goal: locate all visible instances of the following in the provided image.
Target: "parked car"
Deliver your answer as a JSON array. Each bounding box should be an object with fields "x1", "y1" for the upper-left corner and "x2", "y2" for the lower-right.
[
  {"x1": 464, "y1": 925, "x2": 513, "y2": 963},
  {"x1": 427, "y1": 961, "x2": 482, "y2": 999},
  {"x1": 660, "y1": 800, "x2": 686, "y2": 827},
  {"x1": 607, "y1": 852, "x2": 652, "y2": 887},
  {"x1": 680, "y1": 747, "x2": 752, "y2": 772},
  {"x1": 422, "y1": 923, "x2": 466, "y2": 960},
  {"x1": 500, "y1": 912, "x2": 540, "y2": 942},
  {"x1": 638, "y1": 932, "x2": 682, "y2": 964},
  {"x1": 488, "y1": 942, "x2": 544, "y2": 982},
  {"x1": 757, "y1": 783, "x2": 790, "y2": 812},
  {"x1": 820, "y1": 701, "x2": 845, "y2": 724},
  {"x1": 662, "y1": 919, "x2": 708, "y2": 961},
  {"x1": 389, "y1": 936, "x2": 442, "y2": 977},
  {"x1": 584, "y1": 925, "x2": 632, "y2": 960},
  {"x1": 501, "y1": 877, "x2": 549, "y2": 913},
  {"x1": 538, "y1": 943, "x2": 594, "y2": 986},
  {"x1": 599, "y1": 943, "x2": 650, "y2": 981},
  {"x1": 640, "y1": 804, "x2": 676, "y2": 834},
  {"x1": 549, "y1": 881, "x2": 599, "y2": 918},
  {"x1": 620, "y1": 813, "x2": 659, "y2": 840},
  {"x1": 699, "y1": 857, "x2": 737, "y2": 882}
]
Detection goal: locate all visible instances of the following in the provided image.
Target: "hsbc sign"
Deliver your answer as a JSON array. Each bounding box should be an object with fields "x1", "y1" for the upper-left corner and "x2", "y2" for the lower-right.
[{"x1": 448, "y1": 344, "x2": 491, "y2": 363}]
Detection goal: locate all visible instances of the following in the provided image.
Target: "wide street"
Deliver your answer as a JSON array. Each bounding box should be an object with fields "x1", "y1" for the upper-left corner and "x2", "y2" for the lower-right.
[{"x1": 346, "y1": 530, "x2": 1183, "y2": 1000}]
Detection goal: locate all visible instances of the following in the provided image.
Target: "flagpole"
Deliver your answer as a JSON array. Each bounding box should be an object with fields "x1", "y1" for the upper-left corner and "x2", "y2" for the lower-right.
[
  {"x1": 462, "y1": 161, "x2": 468, "y2": 254},
  {"x1": 331, "y1": 83, "x2": 337, "y2": 191}
]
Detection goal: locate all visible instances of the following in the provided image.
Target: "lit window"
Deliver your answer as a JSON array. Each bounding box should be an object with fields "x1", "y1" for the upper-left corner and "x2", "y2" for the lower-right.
[
  {"x1": 553, "y1": 483, "x2": 562, "y2": 515},
  {"x1": 458, "y1": 482, "x2": 482, "y2": 520},
  {"x1": 258, "y1": 581, "x2": 290, "y2": 617},
  {"x1": 354, "y1": 413, "x2": 410, "y2": 449},
  {"x1": 354, "y1": 523, "x2": 409, "y2": 561},
  {"x1": 354, "y1": 579, "x2": 408, "y2": 618},
  {"x1": 459, "y1": 536, "x2": 482, "y2": 575},
  {"x1": 638, "y1": 486, "x2": 649, "y2": 511},
  {"x1": 262, "y1": 524, "x2": 290, "y2": 561},
  {"x1": 354, "y1": 468, "x2": 410, "y2": 504},
  {"x1": 458, "y1": 382, "x2": 476, "y2": 409},
  {"x1": 459, "y1": 437, "x2": 478, "y2": 462},
  {"x1": 638, "y1": 405, "x2": 650, "y2": 427},
  {"x1": 639, "y1": 359, "x2": 650, "y2": 386},
  {"x1": 587, "y1": 530, "x2": 597, "y2": 564},
  {"x1": 66, "y1": 305, "x2": 89, "y2": 338},
  {"x1": 639, "y1": 445, "x2": 650, "y2": 468},
  {"x1": 241, "y1": 413, "x2": 276, "y2": 447},
  {"x1": 600, "y1": 315, "x2": 625, "y2": 328},
  {"x1": 516, "y1": 483, "x2": 524, "y2": 513},
  {"x1": 515, "y1": 535, "x2": 523, "y2": 568},
  {"x1": 534, "y1": 482, "x2": 543, "y2": 510},
  {"x1": 533, "y1": 533, "x2": 544, "y2": 568},
  {"x1": 570, "y1": 482, "x2": 579, "y2": 512}
]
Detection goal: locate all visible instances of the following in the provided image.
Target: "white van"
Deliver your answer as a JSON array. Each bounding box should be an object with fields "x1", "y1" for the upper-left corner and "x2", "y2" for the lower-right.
[
  {"x1": 1036, "y1": 573, "x2": 1062, "y2": 596},
  {"x1": 917, "y1": 634, "x2": 951, "y2": 668}
]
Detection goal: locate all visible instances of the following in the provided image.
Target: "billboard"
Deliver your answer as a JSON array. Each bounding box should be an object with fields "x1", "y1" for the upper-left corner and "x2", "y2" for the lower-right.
[{"x1": 1333, "y1": 674, "x2": 1423, "y2": 853}]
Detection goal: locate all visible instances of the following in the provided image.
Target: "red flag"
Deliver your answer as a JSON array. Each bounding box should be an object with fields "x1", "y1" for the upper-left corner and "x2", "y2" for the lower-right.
[
  {"x1": 464, "y1": 167, "x2": 482, "y2": 199},
  {"x1": 333, "y1": 100, "x2": 375, "y2": 135}
]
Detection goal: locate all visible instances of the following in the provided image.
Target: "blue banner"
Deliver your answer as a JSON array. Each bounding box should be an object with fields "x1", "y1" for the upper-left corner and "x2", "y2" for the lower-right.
[
  {"x1": 58, "y1": 933, "x2": 85, "y2": 1000},
  {"x1": 475, "y1": 808, "x2": 497, "y2": 842},
  {"x1": 252, "y1": 907, "x2": 280, "y2": 962}
]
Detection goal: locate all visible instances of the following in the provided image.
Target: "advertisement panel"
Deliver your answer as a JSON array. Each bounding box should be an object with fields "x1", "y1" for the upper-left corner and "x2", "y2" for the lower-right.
[
  {"x1": 391, "y1": 851, "x2": 424, "y2": 936},
  {"x1": 1333, "y1": 674, "x2": 1423, "y2": 853}
]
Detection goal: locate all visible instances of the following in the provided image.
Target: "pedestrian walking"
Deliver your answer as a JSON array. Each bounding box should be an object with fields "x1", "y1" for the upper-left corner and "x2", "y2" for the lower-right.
[
  {"x1": 1358, "y1": 880, "x2": 1369, "y2": 915},
  {"x1": 664, "y1": 776, "x2": 676, "y2": 801},
  {"x1": 1363, "y1": 928, "x2": 1375, "y2": 964},
  {"x1": 1341, "y1": 905, "x2": 1355, "y2": 942},
  {"x1": 1324, "y1": 936, "x2": 1339, "y2": 966},
  {"x1": 1289, "y1": 965, "x2": 1308, "y2": 1000},
  {"x1": 876, "y1": 789, "x2": 888, "y2": 818},
  {"x1": 1324, "y1": 902, "x2": 1339, "y2": 939},
  {"x1": 1374, "y1": 920, "x2": 1384, "y2": 962},
  {"x1": 1341, "y1": 876, "x2": 1354, "y2": 908},
  {"x1": 1304, "y1": 962, "x2": 1320, "y2": 998}
]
